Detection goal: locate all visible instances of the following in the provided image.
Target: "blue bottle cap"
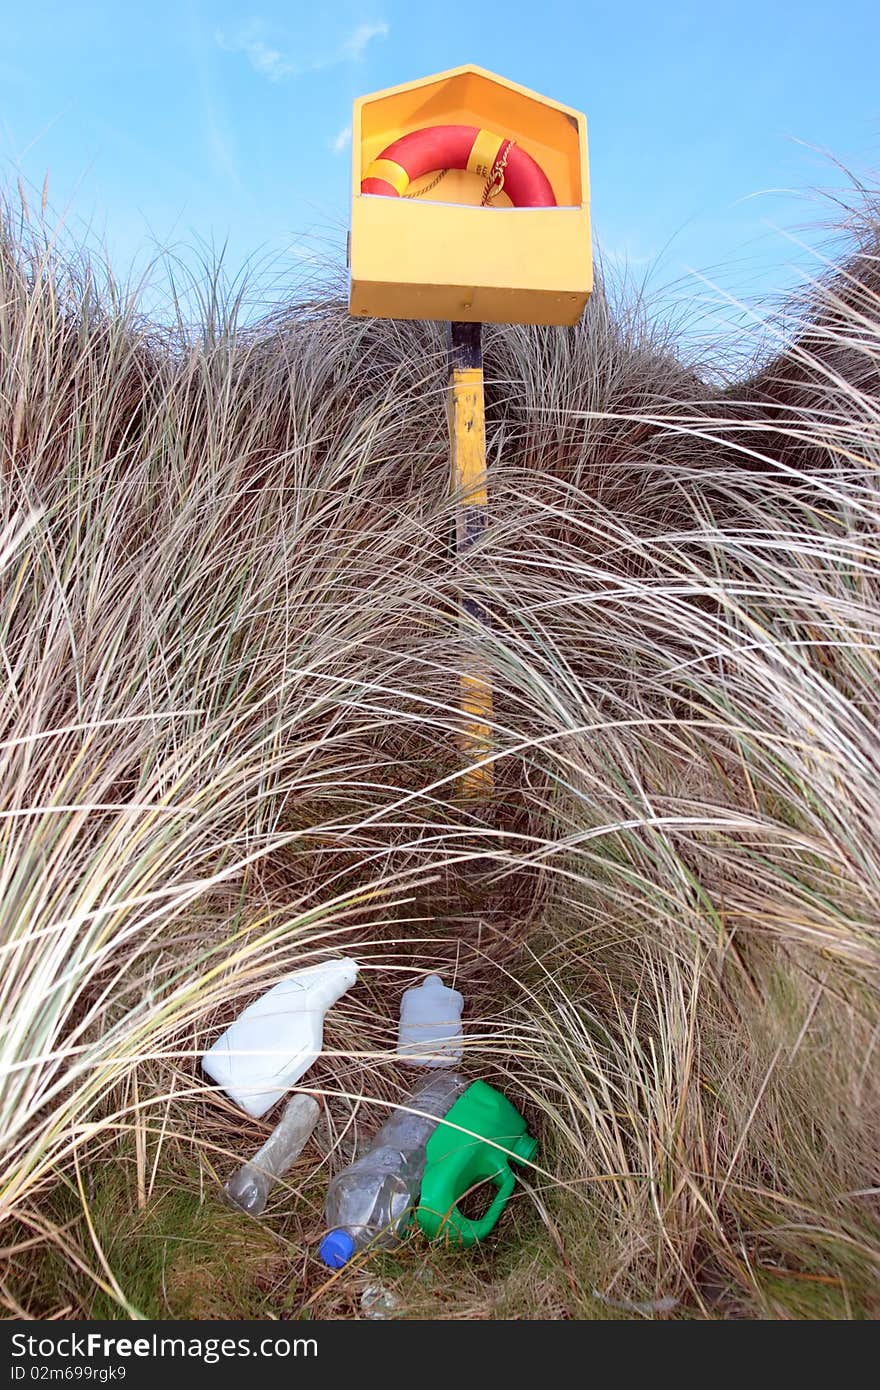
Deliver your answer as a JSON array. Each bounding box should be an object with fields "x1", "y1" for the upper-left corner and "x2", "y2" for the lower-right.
[{"x1": 318, "y1": 1229, "x2": 355, "y2": 1269}]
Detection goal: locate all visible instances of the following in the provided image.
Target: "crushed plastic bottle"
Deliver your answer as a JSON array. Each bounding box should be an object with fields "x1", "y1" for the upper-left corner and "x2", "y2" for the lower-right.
[
  {"x1": 396, "y1": 974, "x2": 464, "y2": 1067},
  {"x1": 225, "y1": 1093, "x2": 321, "y2": 1216},
  {"x1": 360, "y1": 1284, "x2": 401, "y2": 1319},
  {"x1": 202, "y1": 957, "x2": 358, "y2": 1118},
  {"x1": 318, "y1": 1070, "x2": 467, "y2": 1269}
]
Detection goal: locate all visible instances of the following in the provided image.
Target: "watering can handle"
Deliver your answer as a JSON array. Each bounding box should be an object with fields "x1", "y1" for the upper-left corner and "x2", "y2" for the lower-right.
[{"x1": 447, "y1": 1165, "x2": 517, "y2": 1243}]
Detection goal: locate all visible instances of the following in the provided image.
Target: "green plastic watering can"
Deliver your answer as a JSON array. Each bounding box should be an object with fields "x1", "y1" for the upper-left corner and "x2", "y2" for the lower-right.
[{"x1": 415, "y1": 1079, "x2": 537, "y2": 1246}]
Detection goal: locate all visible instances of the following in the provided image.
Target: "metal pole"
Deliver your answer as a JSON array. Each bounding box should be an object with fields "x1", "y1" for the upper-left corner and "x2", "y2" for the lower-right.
[{"x1": 447, "y1": 321, "x2": 493, "y2": 798}]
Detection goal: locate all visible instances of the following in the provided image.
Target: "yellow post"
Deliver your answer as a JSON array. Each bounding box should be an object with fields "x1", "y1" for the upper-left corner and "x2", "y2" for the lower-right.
[{"x1": 448, "y1": 322, "x2": 493, "y2": 797}]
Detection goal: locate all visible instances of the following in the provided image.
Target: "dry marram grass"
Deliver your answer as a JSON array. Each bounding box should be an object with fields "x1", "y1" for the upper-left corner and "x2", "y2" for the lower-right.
[{"x1": 1, "y1": 194, "x2": 879, "y2": 1319}]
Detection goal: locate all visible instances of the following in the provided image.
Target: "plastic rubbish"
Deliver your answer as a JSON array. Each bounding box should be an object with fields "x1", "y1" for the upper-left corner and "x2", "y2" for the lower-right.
[
  {"x1": 396, "y1": 973, "x2": 464, "y2": 1067},
  {"x1": 318, "y1": 1070, "x2": 468, "y2": 1268},
  {"x1": 202, "y1": 957, "x2": 358, "y2": 1118},
  {"x1": 225, "y1": 1092, "x2": 321, "y2": 1216},
  {"x1": 416, "y1": 1079, "x2": 537, "y2": 1246},
  {"x1": 592, "y1": 1288, "x2": 680, "y2": 1315},
  {"x1": 360, "y1": 1284, "x2": 401, "y2": 1319}
]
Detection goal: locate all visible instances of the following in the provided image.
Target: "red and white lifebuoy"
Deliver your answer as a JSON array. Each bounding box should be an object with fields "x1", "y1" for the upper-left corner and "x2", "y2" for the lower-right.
[{"x1": 361, "y1": 125, "x2": 556, "y2": 208}]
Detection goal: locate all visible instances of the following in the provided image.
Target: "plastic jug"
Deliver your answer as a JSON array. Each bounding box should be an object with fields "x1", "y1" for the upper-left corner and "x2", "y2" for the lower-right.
[
  {"x1": 415, "y1": 1079, "x2": 537, "y2": 1246},
  {"x1": 202, "y1": 957, "x2": 358, "y2": 1118},
  {"x1": 318, "y1": 1070, "x2": 467, "y2": 1268},
  {"x1": 225, "y1": 1092, "x2": 321, "y2": 1216},
  {"x1": 396, "y1": 974, "x2": 464, "y2": 1067}
]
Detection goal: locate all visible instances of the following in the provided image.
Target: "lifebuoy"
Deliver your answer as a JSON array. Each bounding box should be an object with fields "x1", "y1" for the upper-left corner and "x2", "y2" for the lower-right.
[{"x1": 361, "y1": 125, "x2": 556, "y2": 208}]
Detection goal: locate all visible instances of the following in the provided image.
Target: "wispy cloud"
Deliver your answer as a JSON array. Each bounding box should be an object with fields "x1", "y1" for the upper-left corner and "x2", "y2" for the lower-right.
[
  {"x1": 203, "y1": 105, "x2": 241, "y2": 185},
  {"x1": 214, "y1": 25, "x2": 297, "y2": 81},
  {"x1": 341, "y1": 22, "x2": 389, "y2": 61},
  {"x1": 598, "y1": 237, "x2": 657, "y2": 271},
  {"x1": 187, "y1": 11, "x2": 242, "y2": 188},
  {"x1": 215, "y1": 18, "x2": 389, "y2": 83},
  {"x1": 330, "y1": 125, "x2": 352, "y2": 154}
]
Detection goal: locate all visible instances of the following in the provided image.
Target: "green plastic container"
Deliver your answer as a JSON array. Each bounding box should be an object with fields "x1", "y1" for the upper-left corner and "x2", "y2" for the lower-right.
[{"x1": 415, "y1": 1080, "x2": 537, "y2": 1246}]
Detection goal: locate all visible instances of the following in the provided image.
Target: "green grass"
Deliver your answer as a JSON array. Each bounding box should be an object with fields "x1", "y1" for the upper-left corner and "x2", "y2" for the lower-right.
[{"x1": 11, "y1": 1145, "x2": 300, "y2": 1320}]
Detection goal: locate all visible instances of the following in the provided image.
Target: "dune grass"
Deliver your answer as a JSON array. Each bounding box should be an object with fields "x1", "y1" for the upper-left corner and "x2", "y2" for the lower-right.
[{"x1": 1, "y1": 190, "x2": 879, "y2": 1319}]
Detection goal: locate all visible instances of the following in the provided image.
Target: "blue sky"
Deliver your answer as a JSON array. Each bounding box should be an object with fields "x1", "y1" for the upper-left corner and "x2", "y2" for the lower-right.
[{"x1": 2, "y1": 2, "x2": 879, "y2": 352}]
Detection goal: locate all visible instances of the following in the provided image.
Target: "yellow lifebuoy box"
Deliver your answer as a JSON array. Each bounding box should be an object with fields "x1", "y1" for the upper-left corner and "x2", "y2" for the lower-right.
[{"x1": 348, "y1": 64, "x2": 592, "y2": 326}]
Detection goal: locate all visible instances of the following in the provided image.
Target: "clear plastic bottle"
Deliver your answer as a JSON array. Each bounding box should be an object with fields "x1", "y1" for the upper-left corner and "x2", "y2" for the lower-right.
[
  {"x1": 318, "y1": 1071, "x2": 467, "y2": 1268},
  {"x1": 225, "y1": 1093, "x2": 320, "y2": 1216}
]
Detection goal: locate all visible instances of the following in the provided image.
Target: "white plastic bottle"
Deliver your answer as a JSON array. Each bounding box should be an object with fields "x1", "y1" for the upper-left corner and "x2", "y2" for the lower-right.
[
  {"x1": 202, "y1": 957, "x2": 358, "y2": 1117},
  {"x1": 396, "y1": 974, "x2": 464, "y2": 1067},
  {"x1": 225, "y1": 1093, "x2": 321, "y2": 1215}
]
